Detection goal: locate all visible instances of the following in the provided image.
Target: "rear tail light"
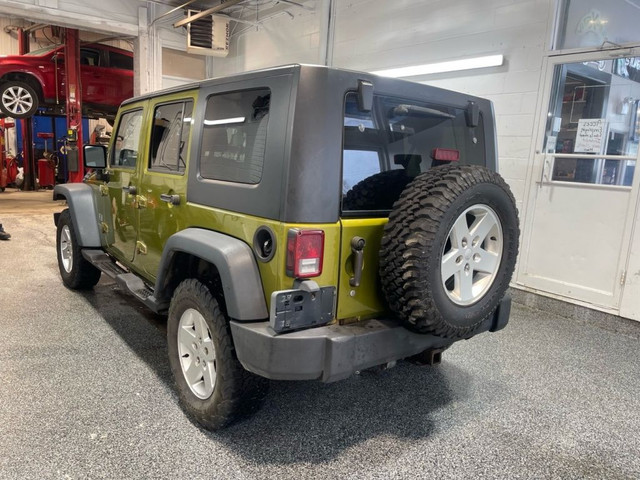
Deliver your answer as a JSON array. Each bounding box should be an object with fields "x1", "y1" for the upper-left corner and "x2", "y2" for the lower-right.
[
  {"x1": 432, "y1": 148, "x2": 460, "y2": 162},
  {"x1": 286, "y1": 229, "x2": 324, "y2": 278}
]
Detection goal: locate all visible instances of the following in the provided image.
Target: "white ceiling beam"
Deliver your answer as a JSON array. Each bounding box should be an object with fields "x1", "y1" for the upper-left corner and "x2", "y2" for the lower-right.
[{"x1": 0, "y1": 1, "x2": 139, "y2": 36}]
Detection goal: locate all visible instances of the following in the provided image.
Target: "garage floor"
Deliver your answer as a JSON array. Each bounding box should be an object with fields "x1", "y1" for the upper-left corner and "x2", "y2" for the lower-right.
[{"x1": 1, "y1": 189, "x2": 639, "y2": 479}]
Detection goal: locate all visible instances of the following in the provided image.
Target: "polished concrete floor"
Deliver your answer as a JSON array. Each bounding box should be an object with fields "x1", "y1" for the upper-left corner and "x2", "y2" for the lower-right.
[{"x1": 1, "y1": 190, "x2": 639, "y2": 479}]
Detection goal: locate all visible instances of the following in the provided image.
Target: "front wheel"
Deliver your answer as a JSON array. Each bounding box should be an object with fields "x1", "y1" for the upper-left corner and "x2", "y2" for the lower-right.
[
  {"x1": 167, "y1": 279, "x2": 268, "y2": 430},
  {"x1": 0, "y1": 81, "x2": 40, "y2": 118},
  {"x1": 56, "y1": 209, "x2": 101, "y2": 289}
]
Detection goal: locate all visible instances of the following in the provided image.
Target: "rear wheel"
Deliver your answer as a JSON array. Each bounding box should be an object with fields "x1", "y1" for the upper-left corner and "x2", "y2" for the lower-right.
[
  {"x1": 56, "y1": 209, "x2": 101, "y2": 289},
  {"x1": 0, "y1": 81, "x2": 39, "y2": 118},
  {"x1": 167, "y1": 279, "x2": 268, "y2": 430},
  {"x1": 379, "y1": 165, "x2": 519, "y2": 338}
]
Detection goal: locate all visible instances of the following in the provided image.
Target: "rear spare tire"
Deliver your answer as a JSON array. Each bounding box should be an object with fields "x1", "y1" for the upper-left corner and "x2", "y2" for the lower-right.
[
  {"x1": 342, "y1": 169, "x2": 412, "y2": 211},
  {"x1": 379, "y1": 165, "x2": 519, "y2": 338}
]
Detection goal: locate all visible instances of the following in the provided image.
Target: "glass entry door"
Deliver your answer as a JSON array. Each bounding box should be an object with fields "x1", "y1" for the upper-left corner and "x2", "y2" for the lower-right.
[{"x1": 518, "y1": 48, "x2": 640, "y2": 313}]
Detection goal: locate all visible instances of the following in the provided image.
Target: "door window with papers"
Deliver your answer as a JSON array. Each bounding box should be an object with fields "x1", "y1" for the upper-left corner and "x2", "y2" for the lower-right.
[{"x1": 543, "y1": 58, "x2": 638, "y2": 186}]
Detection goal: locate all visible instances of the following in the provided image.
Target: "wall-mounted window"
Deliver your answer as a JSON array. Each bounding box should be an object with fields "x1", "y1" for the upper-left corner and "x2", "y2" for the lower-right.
[
  {"x1": 199, "y1": 88, "x2": 270, "y2": 184},
  {"x1": 555, "y1": 1, "x2": 640, "y2": 51}
]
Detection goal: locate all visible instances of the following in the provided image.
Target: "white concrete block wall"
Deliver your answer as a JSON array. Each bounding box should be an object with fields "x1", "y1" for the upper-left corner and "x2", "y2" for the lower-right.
[
  {"x1": 0, "y1": 17, "x2": 28, "y2": 54},
  {"x1": 210, "y1": 9, "x2": 323, "y2": 77}
]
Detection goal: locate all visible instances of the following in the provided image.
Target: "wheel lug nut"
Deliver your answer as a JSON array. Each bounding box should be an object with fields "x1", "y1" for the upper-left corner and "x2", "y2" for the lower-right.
[{"x1": 473, "y1": 253, "x2": 481, "y2": 262}]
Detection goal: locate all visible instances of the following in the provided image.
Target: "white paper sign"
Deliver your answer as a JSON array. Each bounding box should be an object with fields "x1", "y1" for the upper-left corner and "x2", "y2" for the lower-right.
[
  {"x1": 574, "y1": 118, "x2": 608, "y2": 154},
  {"x1": 546, "y1": 135, "x2": 557, "y2": 153}
]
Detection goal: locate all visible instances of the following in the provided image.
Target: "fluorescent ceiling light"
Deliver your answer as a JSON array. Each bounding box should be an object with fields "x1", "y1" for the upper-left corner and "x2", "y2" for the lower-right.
[
  {"x1": 204, "y1": 116, "x2": 245, "y2": 126},
  {"x1": 371, "y1": 54, "x2": 504, "y2": 78}
]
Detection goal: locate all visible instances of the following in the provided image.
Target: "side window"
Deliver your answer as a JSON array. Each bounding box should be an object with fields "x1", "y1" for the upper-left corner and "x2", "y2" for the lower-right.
[
  {"x1": 112, "y1": 110, "x2": 143, "y2": 168},
  {"x1": 80, "y1": 49, "x2": 100, "y2": 66},
  {"x1": 110, "y1": 51, "x2": 133, "y2": 71},
  {"x1": 199, "y1": 88, "x2": 270, "y2": 184},
  {"x1": 149, "y1": 101, "x2": 193, "y2": 174},
  {"x1": 342, "y1": 150, "x2": 382, "y2": 194},
  {"x1": 342, "y1": 101, "x2": 383, "y2": 194}
]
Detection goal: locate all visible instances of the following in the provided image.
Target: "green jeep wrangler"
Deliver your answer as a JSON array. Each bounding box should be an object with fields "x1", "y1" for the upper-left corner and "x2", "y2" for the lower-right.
[{"x1": 53, "y1": 64, "x2": 519, "y2": 430}]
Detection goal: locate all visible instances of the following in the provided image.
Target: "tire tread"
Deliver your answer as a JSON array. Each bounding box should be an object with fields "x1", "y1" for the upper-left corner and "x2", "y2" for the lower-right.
[
  {"x1": 379, "y1": 165, "x2": 520, "y2": 338},
  {"x1": 168, "y1": 279, "x2": 267, "y2": 430},
  {"x1": 56, "y1": 209, "x2": 101, "y2": 290}
]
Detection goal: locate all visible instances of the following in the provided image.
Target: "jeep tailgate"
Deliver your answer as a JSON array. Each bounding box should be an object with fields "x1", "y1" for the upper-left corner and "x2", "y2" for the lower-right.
[{"x1": 337, "y1": 218, "x2": 388, "y2": 320}]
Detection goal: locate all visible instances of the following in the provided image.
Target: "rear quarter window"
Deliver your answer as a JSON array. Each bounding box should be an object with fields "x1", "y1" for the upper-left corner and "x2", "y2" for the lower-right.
[{"x1": 199, "y1": 88, "x2": 270, "y2": 184}]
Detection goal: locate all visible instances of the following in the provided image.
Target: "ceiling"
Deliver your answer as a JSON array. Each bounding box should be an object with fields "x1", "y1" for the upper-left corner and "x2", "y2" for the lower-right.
[{"x1": 148, "y1": 0, "x2": 315, "y2": 31}]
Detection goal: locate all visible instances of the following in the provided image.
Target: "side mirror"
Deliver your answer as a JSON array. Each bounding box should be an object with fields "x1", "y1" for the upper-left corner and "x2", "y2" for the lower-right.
[
  {"x1": 52, "y1": 52, "x2": 65, "y2": 63},
  {"x1": 84, "y1": 144, "x2": 107, "y2": 169}
]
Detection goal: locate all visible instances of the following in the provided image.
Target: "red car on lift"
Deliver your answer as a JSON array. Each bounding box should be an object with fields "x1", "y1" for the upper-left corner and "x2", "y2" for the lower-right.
[{"x1": 0, "y1": 43, "x2": 133, "y2": 119}]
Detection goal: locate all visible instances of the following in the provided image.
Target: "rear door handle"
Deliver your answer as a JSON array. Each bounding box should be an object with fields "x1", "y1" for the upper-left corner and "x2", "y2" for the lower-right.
[{"x1": 349, "y1": 236, "x2": 366, "y2": 287}]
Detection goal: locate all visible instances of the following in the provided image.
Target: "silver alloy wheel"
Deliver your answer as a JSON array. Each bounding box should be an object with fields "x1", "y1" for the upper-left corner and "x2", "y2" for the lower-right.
[
  {"x1": 441, "y1": 204, "x2": 503, "y2": 306},
  {"x1": 177, "y1": 308, "x2": 216, "y2": 400},
  {"x1": 60, "y1": 225, "x2": 74, "y2": 273},
  {"x1": 2, "y1": 85, "x2": 34, "y2": 116}
]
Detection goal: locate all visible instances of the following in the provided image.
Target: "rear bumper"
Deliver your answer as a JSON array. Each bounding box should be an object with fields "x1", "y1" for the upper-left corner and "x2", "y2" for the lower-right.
[{"x1": 230, "y1": 294, "x2": 511, "y2": 382}]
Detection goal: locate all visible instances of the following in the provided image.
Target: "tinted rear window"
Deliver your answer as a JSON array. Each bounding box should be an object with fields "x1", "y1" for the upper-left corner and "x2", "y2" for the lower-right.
[{"x1": 341, "y1": 92, "x2": 485, "y2": 213}]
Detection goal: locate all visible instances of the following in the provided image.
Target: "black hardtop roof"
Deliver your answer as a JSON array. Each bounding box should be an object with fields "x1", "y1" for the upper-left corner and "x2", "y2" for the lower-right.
[{"x1": 121, "y1": 63, "x2": 488, "y2": 107}]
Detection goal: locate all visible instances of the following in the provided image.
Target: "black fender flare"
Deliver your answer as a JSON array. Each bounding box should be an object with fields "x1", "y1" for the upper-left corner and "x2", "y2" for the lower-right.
[
  {"x1": 53, "y1": 183, "x2": 102, "y2": 247},
  {"x1": 155, "y1": 228, "x2": 268, "y2": 321}
]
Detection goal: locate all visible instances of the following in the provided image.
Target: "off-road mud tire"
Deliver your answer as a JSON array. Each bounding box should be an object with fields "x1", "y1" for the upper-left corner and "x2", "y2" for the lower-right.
[
  {"x1": 379, "y1": 165, "x2": 519, "y2": 338},
  {"x1": 343, "y1": 169, "x2": 413, "y2": 211}
]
